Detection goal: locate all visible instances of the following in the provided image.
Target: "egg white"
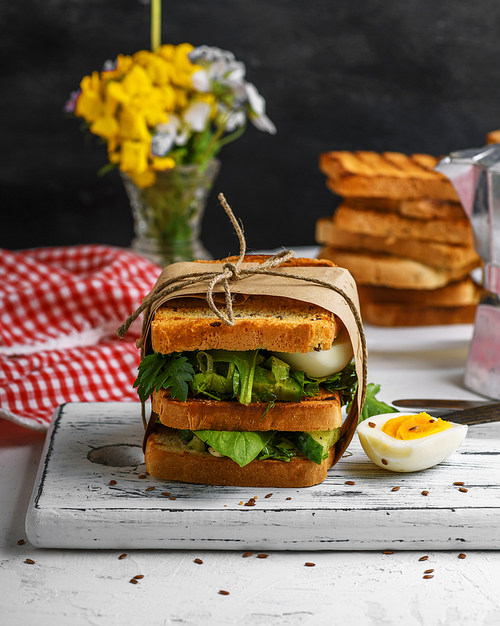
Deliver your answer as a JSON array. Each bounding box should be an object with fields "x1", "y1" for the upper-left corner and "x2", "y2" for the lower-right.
[
  {"x1": 272, "y1": 323, "x2": 354, "y2": 378},
  {"x1": 357, "y1": 412, "x2": 468, "y2": 473}
]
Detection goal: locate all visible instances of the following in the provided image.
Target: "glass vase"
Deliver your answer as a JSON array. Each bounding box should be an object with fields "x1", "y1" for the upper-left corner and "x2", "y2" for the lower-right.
[{"x1": 121, "y1": 159, "x2": 220, "y2": 267}]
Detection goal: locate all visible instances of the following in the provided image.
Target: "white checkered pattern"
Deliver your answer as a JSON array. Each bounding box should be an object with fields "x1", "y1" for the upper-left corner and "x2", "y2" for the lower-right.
[{"x1": 0, "y1": 245, "x2": 160, "y2": 430}]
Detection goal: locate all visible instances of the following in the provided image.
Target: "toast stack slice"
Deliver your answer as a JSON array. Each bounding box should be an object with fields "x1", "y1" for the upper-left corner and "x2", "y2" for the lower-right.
[{"x1": 317, "y1": 150, "x2": 483, "y2": 327}]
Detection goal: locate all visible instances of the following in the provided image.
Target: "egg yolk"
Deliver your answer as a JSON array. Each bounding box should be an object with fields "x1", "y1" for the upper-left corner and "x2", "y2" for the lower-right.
[{"x1": 381, "y1": 412, "x2": 452, "y2": 440}]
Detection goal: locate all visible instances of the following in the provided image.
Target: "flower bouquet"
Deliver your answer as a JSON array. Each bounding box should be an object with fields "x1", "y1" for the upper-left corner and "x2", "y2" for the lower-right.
[{"x1": 66, "y1": 14, "x2": 276, "y2": 265}]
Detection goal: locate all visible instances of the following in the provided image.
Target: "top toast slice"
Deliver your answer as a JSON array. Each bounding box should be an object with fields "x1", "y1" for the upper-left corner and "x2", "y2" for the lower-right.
[
  {"x1": 320, "y1": 151, "x2": 459, "y2": 200},
  {"x1": 151, "y1": 257, "x2": 340, "y2": 355}
]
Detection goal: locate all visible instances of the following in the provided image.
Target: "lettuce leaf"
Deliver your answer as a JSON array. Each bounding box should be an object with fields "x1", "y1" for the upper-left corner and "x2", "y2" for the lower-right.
[
  {"x1": 194, "y1": 429, "x2": 275, "y2": 467},
  {"x1": 359, "y1": 383, "x2": 399, "y2": 421}
]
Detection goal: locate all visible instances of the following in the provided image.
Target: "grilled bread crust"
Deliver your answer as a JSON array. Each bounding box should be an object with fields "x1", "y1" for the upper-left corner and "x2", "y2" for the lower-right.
[
  {"x1": 357, "y1": 279, "x2": 482, "y2": 308},
  {"x1": 333, "y1": 202, "x2": 473, "y2": 246},
  {"x1": 315, "y1": 219, "x2": 480, "y2": 270},
  {"x1": 319, "y1": 248, "x2": 478, "y2": 290},
  {"x1": 145, "y1": 428, "x2": 336, "y2": 488},
  {"x1": 359, "y1": 302, "x2": 477, "y2": 327},
  {"x1": 320, "y1": 151, "x2": 459, "y2": 200},
  {"x1": 152, "y1": 388, "x2": 342, "y2": 432},
  {"x1": 337, "y1": 196, "x2": 467, "y2": 221}
]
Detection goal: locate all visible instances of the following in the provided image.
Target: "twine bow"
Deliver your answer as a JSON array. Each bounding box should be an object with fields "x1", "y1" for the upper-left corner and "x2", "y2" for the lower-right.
[
  {"x1": 116, "y1": 193, "x2": 299, "y2": 338},
  {"x1": 116, "y1": 193, "x2": 367, "y2": 398}
]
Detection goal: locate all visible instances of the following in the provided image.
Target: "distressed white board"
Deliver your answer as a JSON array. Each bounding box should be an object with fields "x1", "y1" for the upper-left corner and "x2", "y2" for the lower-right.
[{"x1": 26, "y1": 402, "x2": 500, "y2": 550}]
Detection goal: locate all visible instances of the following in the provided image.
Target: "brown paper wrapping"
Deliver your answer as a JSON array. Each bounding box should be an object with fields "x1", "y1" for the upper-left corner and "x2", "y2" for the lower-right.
[{"x1": 139, "y1": 260, "x2": 367, "y2": 466}]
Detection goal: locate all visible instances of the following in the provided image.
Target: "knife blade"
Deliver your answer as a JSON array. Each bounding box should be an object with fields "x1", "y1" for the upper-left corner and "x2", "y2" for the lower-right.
[
  {"x1": 392, "y1": 398, "x2": 489, "y2": 410},
  {"x1": 392, "y1": 400, "x2": 500, "y2": 425}
]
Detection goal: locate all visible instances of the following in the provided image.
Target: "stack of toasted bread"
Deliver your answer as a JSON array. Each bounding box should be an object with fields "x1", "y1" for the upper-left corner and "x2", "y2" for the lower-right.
[{"x1": 317, "y1": 151, "x2": 483, "y2": 326}]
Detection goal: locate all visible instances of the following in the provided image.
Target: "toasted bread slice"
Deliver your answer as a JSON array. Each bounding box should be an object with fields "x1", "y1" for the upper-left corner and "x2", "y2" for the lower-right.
[
  {"x1": 152, "y1": 387, "x2": 342, "y2": 432},
  {"x1": 333, "y1": 202, "x2": 473, "y2": 246},
  {"x1": 316, "y1": 219, "x2": 480, "y2": 270},
  {"x1": 358, "y1": 278, "x2": 482, "y2": 308},
  {"x1": 487, "y1": 130, "x2": 500, "y2": 144},
  {"x1": 360, "y1": 302, "x2": 477, "y2": 327},
  {"x1": 146, "y1": 427, "x2": 336, "y2": 487},
  {"x1": 320, "y1": 151, "x2": 459, "y2": 200},
  {"x1": 338, "y1": 196, "x2": 467, "y2": 221},
  {"x1": 151, "y1": 294, "x2": 339, "y2": 354},
  {"x1": 319, "y1": 247, "x2": 477, "y2": 290}
]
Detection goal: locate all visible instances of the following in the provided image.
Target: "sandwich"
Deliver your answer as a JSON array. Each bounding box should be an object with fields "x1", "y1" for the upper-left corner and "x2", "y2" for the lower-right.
[{"x1": 133, "y1": 257, "x2": 361, "y2": 488}]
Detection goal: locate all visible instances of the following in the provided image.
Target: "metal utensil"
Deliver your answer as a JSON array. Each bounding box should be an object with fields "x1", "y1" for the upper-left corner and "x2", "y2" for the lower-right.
[
  {"x1": 391, "y1": 400, "x2": 500, "y2": 425},
  {"x1": 392, "y1": 399, "x2": 488, "y2": 410}
]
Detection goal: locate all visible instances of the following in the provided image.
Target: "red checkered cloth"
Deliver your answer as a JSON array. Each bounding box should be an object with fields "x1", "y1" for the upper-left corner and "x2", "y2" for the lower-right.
[{"x1": 0, "y1": 245, "x2": 161, "y2": 431}]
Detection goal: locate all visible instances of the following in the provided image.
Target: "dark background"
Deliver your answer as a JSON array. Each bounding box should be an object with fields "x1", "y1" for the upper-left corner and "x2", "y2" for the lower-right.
[{"x1": 2, "y1": 0, "x2": 500, "y2": 260}]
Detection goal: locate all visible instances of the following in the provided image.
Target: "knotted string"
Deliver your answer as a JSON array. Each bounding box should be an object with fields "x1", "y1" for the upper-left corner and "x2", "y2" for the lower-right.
[{"x1": 116, "y1": 193, "x2": 367, "y2": 403}]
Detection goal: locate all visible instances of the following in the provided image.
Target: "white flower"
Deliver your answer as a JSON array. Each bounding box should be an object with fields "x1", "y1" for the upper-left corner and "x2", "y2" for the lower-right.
[
  {"x1": 245, "y1": 83, "x2": 277, "y2": 134},
  {"x1": 182, "y1": 101, "x2": 211, "y2": 132},
  {"x1": 190, "y1": 69, "x2": 211, "y2": 93}
]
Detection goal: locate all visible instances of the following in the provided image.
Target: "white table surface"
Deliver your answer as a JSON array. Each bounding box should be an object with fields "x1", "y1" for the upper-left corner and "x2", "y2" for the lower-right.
[{"x1": 2, "y1": 322, "x2": 500, "y2": 625}]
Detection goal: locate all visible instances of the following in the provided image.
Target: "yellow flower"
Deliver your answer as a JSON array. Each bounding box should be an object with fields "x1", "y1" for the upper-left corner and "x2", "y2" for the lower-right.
[
  {"x1": 75, "y1": 71, "x2": 103, "y2": 122},
  {"x1": 90, "y1": 115, "x2": 120, "y2": 141},
  {"x1": 118, "y1": 106, "x2": 151, "y2": 142},
  {"x1": 129, "y1": 169, "x2": 156, "y2": 188},
  {"x1": 120, "y1": 139, "x2": 150, "y2": 175},
  {"x1": 152, "y1": 155, "x2": 176, "y2": 171},
  {"x1": 157, "y1": 44, "x2": 175, "y2": 62}
]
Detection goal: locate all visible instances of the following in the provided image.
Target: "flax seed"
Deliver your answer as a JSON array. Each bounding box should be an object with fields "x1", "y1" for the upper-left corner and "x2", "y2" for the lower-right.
[
  {"x1": 25, "y1": 559, "x2": 35, "y2": 564},
  {"x1": 423, "y1": 574, "x2": 434, "y2": 579},
  {"x1": 391, "y1": 486, "x2": 400, "y2": 492},
  {"x1": 458, "y1": 487, "x2": 468, "y2": 493},
  {"x1": 265, "y1": 493, "x2": 273, "y2": 498},
  {"x1": 17, "y1": 539, "x2": 25, "y2": 545},
  {"x1": 145, "y1": 486, "x2": 155, "y2": 492},
  {"x1": 345, "y1": 480, "x2": 356, "y2": 485},
  {"x1": 458, "y1": 553, "x2": 467, "y2": 559},
  {"x1": 424, "y1": 569, "x2": 434, "y2": 574},
  {"x1": 429, "y1": 419, "x2": 436, "y2": 423},
  {"x1": 383, "y1": 551, "x2": 394, "y2": 555},
  {"x1": 381, "y1": 458, "x2": 388, "y2": 465},
  {"x1": 161, "y1": 492, "x2": 171, "y2": 496},
  {"x1": 219, "y1": 590, "x2": 230, "y2": 595},
  {"x1": 194, "y1": 558, "x2": 203, "y2": 564},
  {"x1": 257, "y1": 553, "x2": 269, "y2": 559},
  {"x1": 409, "y1": 426, "x2": 418, "y2": 431},
  {"x1": 422, "y1": 490, "x2": 429, "y2": 496},
  {"x1": 118, "y1": 553, "x2": 127, "y2": 560},
  {"x1": 286, "y1": 497, "x2": 292, "y2": 500},
  {"x1": 129, "y1": 578, "x2": 138, "y2": 584},
  {"x1": 305, "y1": 562, "x2": 316, "y2": 567},
  {"x1": 109, "y1": 480, "x2": 117, "y2": 485},
  {"x1": 368, "y1": 422, "x2": 376, "y2": 428},
  {"x1": 453, "y1": 481, "x2": 465, "y2": 486},
  {"x1": 242, "y1": 552, "x2": 253, "y2": 558},
  {"x1": 133, "y1": 575, "x2": 144, "y2": 579},
  {"x1": 138, "y1": 474, "x2": 147, "y2": 479},
  {"x1": 419, "y1": 556, "x2": 429, "y2": 561},
  {"x1": 170, "y1": 496, "x2": 177, "y2": 500}
]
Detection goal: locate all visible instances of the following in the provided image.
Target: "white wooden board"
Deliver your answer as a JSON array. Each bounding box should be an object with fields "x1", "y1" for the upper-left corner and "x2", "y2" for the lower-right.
[{"x1": 26, "y1": 402, "x2": 500, "y2": 550}]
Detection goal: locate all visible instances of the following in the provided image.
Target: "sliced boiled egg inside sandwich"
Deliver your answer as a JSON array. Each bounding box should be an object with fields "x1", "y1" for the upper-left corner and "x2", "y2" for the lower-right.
[{"x1": 272, "y1": 322, "x2": 353, "y2": 378}]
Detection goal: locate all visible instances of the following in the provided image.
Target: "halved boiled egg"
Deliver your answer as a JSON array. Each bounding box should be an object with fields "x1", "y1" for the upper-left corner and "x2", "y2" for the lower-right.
[
  {"x1": 272, "y1": 323, "x2": 353, "y2": 378},
  {"x1": 357, "y1": 412, "x2": 468, "y2": 472}
]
